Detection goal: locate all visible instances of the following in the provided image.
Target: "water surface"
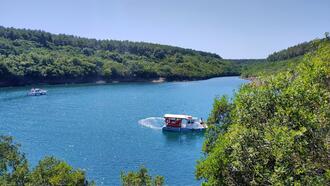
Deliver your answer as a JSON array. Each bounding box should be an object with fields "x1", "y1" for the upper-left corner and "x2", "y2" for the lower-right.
[{"x1": 0, "y1": 77, "x2": 248, "y2": 185}]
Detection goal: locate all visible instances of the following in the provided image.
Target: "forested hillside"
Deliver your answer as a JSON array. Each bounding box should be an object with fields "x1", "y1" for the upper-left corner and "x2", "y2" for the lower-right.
[
  {"x1": 0, "y1": 26, "x2": 240, "y2": 86},
  {"x1": 237, "y1": 37, "x2": 329, "y2": 77},
  {"x1": 267, "y1": 39, "x2": 321, "y2": 61},
  {"x1": 0, "y1": 26, "x2": 325, "y2": 86},
  {"x1": 197, "y1": 39, "x2": 330, "y2": 185}
]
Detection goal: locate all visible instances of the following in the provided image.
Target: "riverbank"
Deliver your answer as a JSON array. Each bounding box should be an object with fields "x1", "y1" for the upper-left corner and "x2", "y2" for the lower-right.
[{"x1": 0, "y1": 74, "x2": 241, "y2": 88}]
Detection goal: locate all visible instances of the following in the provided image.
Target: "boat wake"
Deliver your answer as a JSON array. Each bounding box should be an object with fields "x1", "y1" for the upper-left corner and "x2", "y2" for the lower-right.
[{"x1": 138, "y1": 117, "x2": 164, "y2": 130}]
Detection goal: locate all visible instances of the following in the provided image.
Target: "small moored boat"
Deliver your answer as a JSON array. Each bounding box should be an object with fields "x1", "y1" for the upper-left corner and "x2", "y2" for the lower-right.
[
  {"x1": 28, "y1": 88, "x2": 47, "y2": 96},
  {"x1": 162, "y1": 114, "x2": 207, "y2": 132}
]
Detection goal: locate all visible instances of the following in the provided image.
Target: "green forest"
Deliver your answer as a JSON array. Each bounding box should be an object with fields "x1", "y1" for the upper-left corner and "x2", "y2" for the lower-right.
[
  {"x1": 0, "y1": 26, "x2": 241, "y2": 86},
  {"x1": 0, "y1": 26, "x2": 325, "y2": 87}
]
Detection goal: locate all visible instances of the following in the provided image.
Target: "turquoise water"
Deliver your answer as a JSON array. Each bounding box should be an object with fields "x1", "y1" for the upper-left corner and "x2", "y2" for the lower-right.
[{"x1": 0, "y1": 77, "x2": 248, "y2": 185}]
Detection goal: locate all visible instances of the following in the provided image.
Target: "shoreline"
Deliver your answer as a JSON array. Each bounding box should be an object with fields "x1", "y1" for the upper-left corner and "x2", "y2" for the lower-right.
[{"x1": 0, "y1": 75, "x2": 243, "y2": 88}]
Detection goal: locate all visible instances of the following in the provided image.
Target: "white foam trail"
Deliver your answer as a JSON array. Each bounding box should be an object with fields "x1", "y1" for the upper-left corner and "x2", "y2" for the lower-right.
[{"x1": 138, "y1": 117, "x2": 164, "y2": 130}]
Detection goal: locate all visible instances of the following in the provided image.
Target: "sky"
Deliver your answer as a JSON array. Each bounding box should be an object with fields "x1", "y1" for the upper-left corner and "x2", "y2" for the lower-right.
[{"x1": 0, "y1": 0, "x2": 329, "y2": 59}]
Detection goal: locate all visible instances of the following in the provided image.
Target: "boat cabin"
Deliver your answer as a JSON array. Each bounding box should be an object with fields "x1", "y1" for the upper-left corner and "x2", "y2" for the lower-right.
[
  {"x1": 28, "y1": 88, "x2": 47, "y2": 96},
  {"x1": 164, "y1": 114, "x2": 195, "y2": 128}
]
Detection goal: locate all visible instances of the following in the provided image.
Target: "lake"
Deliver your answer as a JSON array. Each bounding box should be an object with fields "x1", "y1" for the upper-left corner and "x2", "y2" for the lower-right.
[{"x1": 0, "y1": 77, "x2": 248, "y2": 185}]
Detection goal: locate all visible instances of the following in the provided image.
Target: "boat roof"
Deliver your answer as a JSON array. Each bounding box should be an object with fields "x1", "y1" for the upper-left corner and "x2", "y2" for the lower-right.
[{"x1": 164, "y1": 114, "x2": 192, "y2": 119}]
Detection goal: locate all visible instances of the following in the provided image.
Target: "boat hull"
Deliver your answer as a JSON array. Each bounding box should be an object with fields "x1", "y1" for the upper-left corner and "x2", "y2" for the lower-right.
[
  {"x1": 27, "y1": 89, "x2": 47, "y2": 96},
  {"x1": 162, "y1": 126, "x2": 206, "y2": 132},
  {"x1": 28, "y1": 92, "x2": 47, "y2": 96}
]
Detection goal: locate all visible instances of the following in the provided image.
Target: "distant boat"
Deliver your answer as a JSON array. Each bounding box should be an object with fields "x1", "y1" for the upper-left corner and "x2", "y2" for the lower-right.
[
  {"x1": 162, "y1": 114, "x2": 207, "y2": 132},
  {"x1": 27, "y1": 88, "x2": 47, "y2": 96}
]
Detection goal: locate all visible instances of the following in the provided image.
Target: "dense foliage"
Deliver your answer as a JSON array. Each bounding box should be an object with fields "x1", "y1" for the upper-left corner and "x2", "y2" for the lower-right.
[
  {"x1": 0, "y1": 136, "x2": 92, "y2": 186},
  {"x1": 0, "y1": 26, "x2": 241, "y2": 86},
  {"x1": 121, "y1": 166, "x2": 164, "y2": 186},
  {"x1": 266, "y1": 39, "x2": 323, "y2": 61},
  {"x1": 196, "y1": 40, "x2": 330, "y2": 185}
]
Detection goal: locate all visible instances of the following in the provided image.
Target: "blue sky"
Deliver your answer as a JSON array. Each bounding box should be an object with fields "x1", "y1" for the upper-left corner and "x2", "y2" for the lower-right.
[{"x1": 0, "y1": 0, "x2": 329, "y2": 58}]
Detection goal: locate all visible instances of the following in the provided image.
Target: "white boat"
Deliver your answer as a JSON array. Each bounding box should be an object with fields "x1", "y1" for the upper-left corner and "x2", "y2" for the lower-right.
[
  {"x1": 27, "y1": 88, "x2": 47, "y2": 96},
  {"x1": 162, "y1": 114, "x2": 207, "y2": 132}
]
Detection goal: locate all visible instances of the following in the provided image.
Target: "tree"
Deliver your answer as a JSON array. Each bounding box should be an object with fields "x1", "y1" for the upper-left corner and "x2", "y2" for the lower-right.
[
  {"x1": 0, "y1": 135, "x2": 93, "y2": 186},
  {"x1": 202, "y1": 95, "x2": 233, "y2": 153},
  {"x1": 196, "y1": 40, "x2": 330, "y2": 185},
  {"x1": 153, "y1": 176, "x2": 164, "y2": 186},
  {"x1": 30, "y1": 156, "x2": 89, "y2": 186},
  {"x1": 325, "y1": 32, "x2": 329, "y2": 39},
  {"x1": 0, "y1": 136, "x2": 29, "y2": 185},
  {"x1": 121, "y1": 166, "x2": 165, "y2": 186}
]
